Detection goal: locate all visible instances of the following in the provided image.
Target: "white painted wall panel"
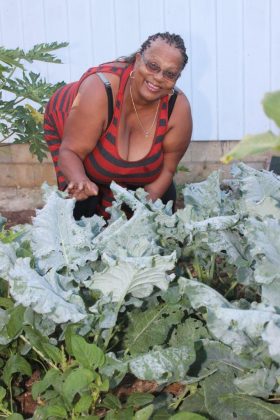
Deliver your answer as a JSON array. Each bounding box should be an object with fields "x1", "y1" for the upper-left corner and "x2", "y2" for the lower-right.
[
  {"x1": 90, "y1": 0, "x2": 117, "y2": 64},
  {"x1": 114, "y1": 0, "x2": 140, "y2": 58},
  {"x1": 270, "y1": 0, "x2": 280, "y2": 132},
  {"x1": 43, "y1": 0, "x2": 71, "y2": 83},
  {"x1": 216, "y1": 0, "x2": 243, "y2": 140},
  {"x1": 19, "y1": 0, "x2": 47, "y2": 76},
  {"x1": 163, "y1": 0, "x2": 192, "y2": 104},
  {"x1": 67, "y1": 0, "x2": 93, "y2": 80},
  {"x1": 190, "y1": 0, "x2": 217, "y2": 140},
  {"x1": 139, "y1": 0, "x2": 165, "y2": 41},
  {"x1": 1, "y1": 0, "x2": 280, "y2": 141},
  {"x1": 0, "y1": 0, "x2": 24, "y2": 100},
  {"x1": 243, "y1": 0, "x2": 270, "y2": 134}
]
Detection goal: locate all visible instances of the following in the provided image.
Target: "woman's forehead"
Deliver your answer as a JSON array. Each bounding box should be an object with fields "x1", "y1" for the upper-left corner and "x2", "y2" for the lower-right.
[{"x1": 144, "y1": 39, "x2": 182, "y2": 65}]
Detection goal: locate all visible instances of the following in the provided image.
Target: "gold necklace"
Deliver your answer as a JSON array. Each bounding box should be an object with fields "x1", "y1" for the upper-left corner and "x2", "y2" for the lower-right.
[{"x1": 129, "y1": 85, "x2": 160, "y2": 138}]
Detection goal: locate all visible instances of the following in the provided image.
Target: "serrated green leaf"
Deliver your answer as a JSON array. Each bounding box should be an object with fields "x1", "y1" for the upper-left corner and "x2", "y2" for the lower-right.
[
  {"x1": 62, "y1": 367, "x2": 94, "y2": 405},
  {"x1": 178, "y1": 277, "x2": 231, "y2": 310},
  {"x1": 169, "y1": 318, "x2": 209, "y2": 348},
  {"x1": 43, "y1": 343, "x2": 62, "y2": 365},
  {"x1": 190, "y1": 339, "x2": 258, "y2": 377},
  {"x1": 30, "y1": 192, "x2": 101, "y2": 273},
  {"x1": 134, "y1": 404, "x2": 154, "y2": 420},
  {"x1": 0, "y1": 297, "x2": 14, "y2": 309},
  {"x1": 124, "y1": 303, "x2": 182, "y2": 355},
  {"x1": 99, "y1": 353, "x2": 128, "y2": 388},
  {"x1": 129, "y1": 345, "x2": 195, "y2": 384},
  {"x1": 182, "y1": 171, "x2": 222, "y2": 218},
  {"x1": 207, "y1": 306, "x2": 280, "y2": 354},
  {"x1": 6, "y1": 304, "x2": 25, "y2": 338},
  {"x1": 3, "y1": 354, "x2": 32, "y2": 385},
  {"x1": 0, "y1": 385, "x2": 6, "y2": 401},
  {"x1": 34, "y1": 404, "x2": 67, "y2": 419},
  {"x1": 233, "y1": 367, "x2": 278, "y2": 398},
  {"x1": 71, "y1": 335, "x2": 105, "y2": 369},
  {"x1": 74, "y1": 394, "x2": 92, "y2": 414},
  {"x1": 101, "y1": 393, "x2": 122, "y2": 410},
  {"x1": 32, "y1": 368, "x2": 60, "y2": 400},
  {"x1": 170, "y1": 413, "x2": 207, "y2": 420},
  {"x1": 7, "y1": 414, "x2": 24, "y2": 420},
  {"x1": 9, "y1": 258, "x2": 87, "y2": 324},
  {"x1": 86, "y1": 252, "x2": 176, "y2": 303},
  {"x1": 220, "y1": 393, "x2": 280, "y2": 419},
  {"x1": 23, "y1": 325, "x2": 60, "y2": 365},
  {"x1": 105, "y1": 407, "x2": 134, "y2": 420},
  {"x1": 25, "y1": 41, "x2": 69, "y2": 63},
  {"x1": 179, "y1": 388, "x2": 207, "y2": 417},
  {"x1": 127, "y1": 392, "x2": 154, "y2": 408}
]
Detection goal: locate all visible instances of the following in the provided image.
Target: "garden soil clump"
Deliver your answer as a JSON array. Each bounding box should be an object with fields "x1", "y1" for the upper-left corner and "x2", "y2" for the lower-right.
[{"x1": 1, "y1": 210, "x2": 35, "y2": 228}]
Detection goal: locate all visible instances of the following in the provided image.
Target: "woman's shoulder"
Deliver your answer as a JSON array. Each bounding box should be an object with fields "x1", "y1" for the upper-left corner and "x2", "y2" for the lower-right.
[
  {"x1": 172, "y1": 88, "x2": 191, "y2": 116},
  {"x1": 79, "y1": 61, "x2": 130, "y2": 95}
]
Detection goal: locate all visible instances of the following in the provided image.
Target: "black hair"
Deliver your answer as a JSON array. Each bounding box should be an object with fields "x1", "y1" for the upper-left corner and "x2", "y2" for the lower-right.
[{"x1": 117, "y1": 32, "x2": 188, "y2": 69}]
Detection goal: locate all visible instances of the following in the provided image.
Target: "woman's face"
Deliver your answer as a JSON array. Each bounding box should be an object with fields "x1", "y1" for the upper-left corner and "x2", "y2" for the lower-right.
[{"x1": 133, "y1": 39, "x2": 183, "y2": 102}]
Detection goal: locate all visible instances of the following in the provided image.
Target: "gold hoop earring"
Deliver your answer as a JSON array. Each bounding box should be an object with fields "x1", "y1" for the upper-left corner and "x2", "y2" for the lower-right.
[{"x1": 130, "y1": 70, "x2": 135, "y2": 79}]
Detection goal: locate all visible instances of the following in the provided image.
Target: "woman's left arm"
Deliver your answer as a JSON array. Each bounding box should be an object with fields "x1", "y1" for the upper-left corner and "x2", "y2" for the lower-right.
[{"x1": 145, "y1": 92, "x2": 193, "y2": 201}]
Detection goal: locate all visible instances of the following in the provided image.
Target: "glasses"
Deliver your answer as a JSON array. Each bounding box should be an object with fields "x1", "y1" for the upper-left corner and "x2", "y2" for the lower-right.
[{"x1": 141, "y1": 54, "x2": 180, "y2": 82}]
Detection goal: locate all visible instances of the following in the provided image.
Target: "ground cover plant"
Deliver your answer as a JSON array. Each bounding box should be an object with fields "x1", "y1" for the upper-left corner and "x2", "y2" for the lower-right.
[{"x1": 0, "y1": 163, "x2": 280, "y2": 419}]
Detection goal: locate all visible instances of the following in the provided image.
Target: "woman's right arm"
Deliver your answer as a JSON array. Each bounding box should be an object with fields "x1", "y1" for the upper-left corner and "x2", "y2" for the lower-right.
[{"x1": 59, "y1": 74, "x2": 108, "y2": 200}]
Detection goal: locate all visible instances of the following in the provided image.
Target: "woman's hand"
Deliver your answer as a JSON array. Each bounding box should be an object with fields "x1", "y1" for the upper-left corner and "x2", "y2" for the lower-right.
[{"x1": 67, "y1": 178, "x2": 99, "y2": 201}]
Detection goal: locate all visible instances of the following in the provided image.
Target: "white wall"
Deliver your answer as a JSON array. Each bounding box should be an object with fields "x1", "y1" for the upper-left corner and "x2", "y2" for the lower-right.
[{"x1": 1, "y1": 0, "x2": 280, "y2": 141}]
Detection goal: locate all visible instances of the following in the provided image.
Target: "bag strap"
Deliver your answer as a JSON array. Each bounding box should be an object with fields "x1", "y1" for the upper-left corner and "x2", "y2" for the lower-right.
[
  {"x1": 168, "y1": 88, "x2": 178, "y2": 119},
  {"x1": 96, "y1": 72, "x2": 113, "y2": 130}
]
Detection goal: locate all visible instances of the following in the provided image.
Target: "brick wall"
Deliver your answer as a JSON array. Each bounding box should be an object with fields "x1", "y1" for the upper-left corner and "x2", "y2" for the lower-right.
[{"x1": 0, "y1": 142, "x2": 273, "y2": 211}]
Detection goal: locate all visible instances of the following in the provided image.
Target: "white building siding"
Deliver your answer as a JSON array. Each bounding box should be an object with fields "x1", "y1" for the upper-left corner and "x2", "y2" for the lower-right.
[{"x1": 0, "y1": 0, "x2": 280, "y2": 141}]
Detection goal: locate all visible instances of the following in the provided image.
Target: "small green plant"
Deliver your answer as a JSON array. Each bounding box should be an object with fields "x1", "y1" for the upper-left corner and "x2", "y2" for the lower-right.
[
  {"x1": 221, "y1": 90, "x2": 280, "y2": 162},
  {"x1": 0, "y1": 42, "x2": 68, "y2": 161}
]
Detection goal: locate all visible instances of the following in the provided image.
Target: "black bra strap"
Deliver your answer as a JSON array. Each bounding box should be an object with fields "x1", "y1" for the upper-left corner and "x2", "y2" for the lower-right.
[
  {"x1": 96, "y1": 72, "x2": 114, "y2": 130},
  {"x1": 168, "y1": 88, "x2": 178, "y2": 119}
]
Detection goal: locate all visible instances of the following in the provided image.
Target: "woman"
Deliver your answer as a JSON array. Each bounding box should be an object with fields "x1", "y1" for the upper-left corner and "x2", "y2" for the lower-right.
[{"x1": 44, "y1": 32, "x2": 192, "y2": 219}]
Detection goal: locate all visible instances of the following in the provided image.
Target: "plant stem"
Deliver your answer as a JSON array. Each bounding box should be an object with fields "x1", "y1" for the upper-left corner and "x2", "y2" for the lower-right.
[
  {"x1": 186, "y1": 266, "x2": 193, "y2": 279},
  {"x1": 224, "y1": 280, "x2": 238, "y2": 298},
  {"x1": 13, "y1": 97, "x2": 25, "y2": 105},
  {"x1": 208, "y1": 253, "x2": 216, "y2": 281},
  {"x1": 0, "y1": 66, "x2": 16, "y2": 91},
  {"x1": 19, "y1": 335, "x2": 60, "y2": 371},
  {"x1": 0, "y1": 132, "x2": 14, "y2": 143},
  {"x1": 9, "y1": 382, "x2": 13, "y2": 413},
  {"x1": 193, "y1": 253, "x2": 203, "y2": 280}
]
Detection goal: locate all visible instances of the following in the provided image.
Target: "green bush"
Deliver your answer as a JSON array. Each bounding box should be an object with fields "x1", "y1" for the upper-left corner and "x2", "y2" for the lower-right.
[{"x1": 0, "y1": 42, "x2": 68, "y2": 161}]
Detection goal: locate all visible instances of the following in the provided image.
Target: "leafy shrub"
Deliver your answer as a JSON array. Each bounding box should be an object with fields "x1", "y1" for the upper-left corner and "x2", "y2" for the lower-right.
[{"x1": 0, "y1": 42, "x2": 68, "y2": 161}]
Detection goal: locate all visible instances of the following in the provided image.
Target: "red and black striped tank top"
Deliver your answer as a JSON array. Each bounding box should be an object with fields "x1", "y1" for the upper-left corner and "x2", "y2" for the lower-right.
[{"x1": 44, "y1": 63, "x2": 170, "y2": 217}]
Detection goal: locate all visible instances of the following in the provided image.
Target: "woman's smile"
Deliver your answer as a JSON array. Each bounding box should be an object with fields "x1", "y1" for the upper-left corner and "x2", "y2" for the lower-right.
[{"x1": 145, "y1": 80, "x2": 161, "y2": 92}]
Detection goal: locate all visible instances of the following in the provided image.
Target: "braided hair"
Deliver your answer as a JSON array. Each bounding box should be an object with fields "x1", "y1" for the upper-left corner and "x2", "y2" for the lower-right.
[{"x1": 117, "y1": 32, "x2": 188, "y2": 69}]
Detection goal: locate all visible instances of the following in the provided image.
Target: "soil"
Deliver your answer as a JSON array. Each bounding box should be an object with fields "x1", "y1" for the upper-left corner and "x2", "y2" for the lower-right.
[{"x1": 1, "y1": 210, "x2": 36, "y2": 229}]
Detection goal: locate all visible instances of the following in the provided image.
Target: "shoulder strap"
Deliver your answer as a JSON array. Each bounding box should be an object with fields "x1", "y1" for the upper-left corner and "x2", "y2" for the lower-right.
[
  {"x1": 168, "y1": 88, "x2": 178, "y2": 119},
  {"x1": 96, "y1": 72, "x2": 113, "y2": 130}
]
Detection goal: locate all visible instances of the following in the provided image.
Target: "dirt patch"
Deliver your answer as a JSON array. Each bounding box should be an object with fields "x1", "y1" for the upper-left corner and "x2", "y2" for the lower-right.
[{"x1": 1, "y1": 210, "x2": 36, "y2": 229}]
